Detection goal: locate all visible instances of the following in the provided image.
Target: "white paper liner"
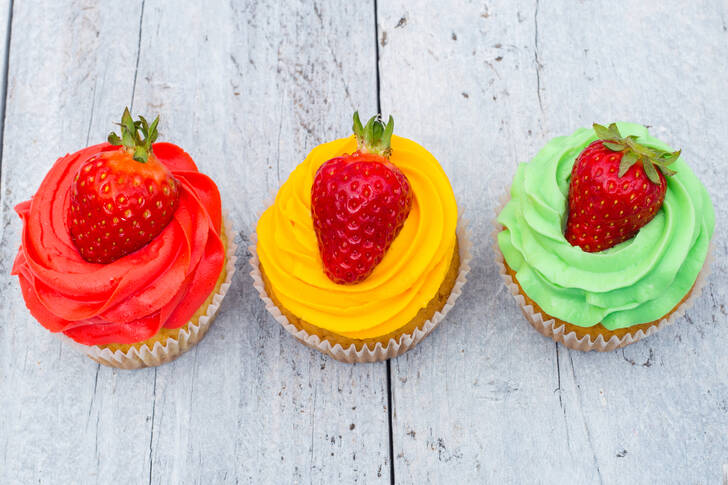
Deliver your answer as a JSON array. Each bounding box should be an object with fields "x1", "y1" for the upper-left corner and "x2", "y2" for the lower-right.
[
  {"x1": 250, "y1": 214, "x2": 472, "y2": 363},
  {"x1": 492, "y1": 189, "x2": 713, "y2": 352},
  {"x1": 62, "y1": 214, "x2": 238, "y2": 369}
]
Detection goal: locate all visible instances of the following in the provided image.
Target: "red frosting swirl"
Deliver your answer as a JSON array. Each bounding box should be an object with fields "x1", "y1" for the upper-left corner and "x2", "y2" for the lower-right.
[{"x1": 12, "y1": 142, "x2": 225, "y2": 346}]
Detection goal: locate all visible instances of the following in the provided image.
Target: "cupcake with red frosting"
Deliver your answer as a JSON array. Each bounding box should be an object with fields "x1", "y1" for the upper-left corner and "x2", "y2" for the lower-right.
[{"x1": 12, "y1": 108, "x2": 235, "y2": 368}]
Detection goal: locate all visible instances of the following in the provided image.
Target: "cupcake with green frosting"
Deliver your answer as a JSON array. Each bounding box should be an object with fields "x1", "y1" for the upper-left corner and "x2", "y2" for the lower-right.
[{"x1": 496, "y1": 122, "x2": 714, "y2": 351}]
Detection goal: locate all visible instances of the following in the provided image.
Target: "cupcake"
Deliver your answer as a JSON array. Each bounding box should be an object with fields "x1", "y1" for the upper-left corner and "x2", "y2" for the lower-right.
[
  {"x1": 496, "y1": 122, "x2": 714, "y2": 351},
  {"x1": 252, "y1": 112, "x2": 470, "y2": 362},
  {"x1": 11, "y1": 108, "x2": 235, "y2": 368}
]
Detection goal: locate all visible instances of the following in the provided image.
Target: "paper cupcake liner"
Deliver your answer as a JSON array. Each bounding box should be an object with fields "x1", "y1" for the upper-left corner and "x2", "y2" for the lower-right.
[
  {"x1": 492, "y1": 189, "x2": 713, "y2": 351},
  {"x1": 249, "y1": 214, "x2": 472, "y2": 363},
  {"x1": 62, "y1": 214, "x2": 238, "y2": 369}
]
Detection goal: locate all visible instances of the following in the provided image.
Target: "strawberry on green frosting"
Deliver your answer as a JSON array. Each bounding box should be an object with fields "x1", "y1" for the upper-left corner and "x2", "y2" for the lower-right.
[{"x1": 497, "y1": 123, "x2": 714, "y2": 329}]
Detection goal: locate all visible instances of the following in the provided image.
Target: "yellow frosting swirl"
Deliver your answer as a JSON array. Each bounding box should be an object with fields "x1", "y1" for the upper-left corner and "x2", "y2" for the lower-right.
[{"x1": 256, "y1": 135, "x2": 458, "y2": 338}]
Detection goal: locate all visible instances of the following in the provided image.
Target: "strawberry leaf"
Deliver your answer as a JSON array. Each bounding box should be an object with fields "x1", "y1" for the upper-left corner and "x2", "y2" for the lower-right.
[
  {"x1": 138, "y1": 115, "x2": 149, "y2": 135},
  {"x1": 121, "y1": 108, "x2": 136, "y2": 135},
  {"x1": 107, "y1": 132, "x2": 122, "y2": 146},
  {"x1": 643, "y1": 158, "x2": 661, "y2": 184},
  {"x1": 353, "y1": 111, "x2": 395, "y2": 158},
  {"x1": 661, "y1": 166, "x2": 677, "y2": 177},
  {"x1": 352, "y1": 111, "x2": 364, "y2": 136},
  {"x1": 381, "y1": 116, "x2": 394, "y2": 149},
  {"x1": 148, "y1": 116, "x2": 159, "y2": 144},
  {"x1": 659, "y1": 149, "x2": 681, "y2": 166},
  {"x1": 618, "y1": 151, "x2": 639, "y2": 177},
  {"x1": 107, "y1": 108, "x2": 161, "y2": 163},
  {"x1": 121, "y1": 130, "x2": 135, "y2": 148},
  {"x1": 593, "y1": 123, "x2": 613, "y2": 141},
  {"x1": 630, "y1": 142, "x2": 655, "y2": 158},
  {"x1": 607, "y1": 123, "x2": 622, "y2": 139},
  {"x1": 133, "y1": 145, "x2": 148, "y2": 163},
  {"x1": 603, "y1": 142, "x2": 626, "y2": 151},
  {"x1": 593, "y1": 121, "x2": 681, "y2": 185}
]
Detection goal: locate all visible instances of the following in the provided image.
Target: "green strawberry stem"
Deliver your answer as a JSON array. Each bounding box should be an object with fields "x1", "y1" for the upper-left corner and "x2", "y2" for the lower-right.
[
  {"x1": 592, "y1": 122, "x2": 680, "y2": 185},
  {"x1": 107, "y1": 107, "x2": 160, "y2": 163},
  {"x1": 353, "y1": 111, "x2": 394, "y2": 158}
]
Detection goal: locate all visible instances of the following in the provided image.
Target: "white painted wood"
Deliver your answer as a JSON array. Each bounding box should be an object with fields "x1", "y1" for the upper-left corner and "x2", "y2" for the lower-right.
[
  {"x1": 0, "y1": 0, "x2": 10, "y2": 141},
  {"x1": 0, "y1": 2, "x2": 155, "y2": 484},
  {"x1": 2, "y1": 0, "x2": 727, "y2": 483},
  {"x1": 380, "y1": 0, "x2": 728, "y2": 483},
  {"x1": 0, "y1": 1, "x2": 389, "y2": 483}
]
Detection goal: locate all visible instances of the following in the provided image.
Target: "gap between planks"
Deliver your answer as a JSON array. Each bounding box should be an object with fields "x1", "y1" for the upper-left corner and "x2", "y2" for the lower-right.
[
  {"x1": 0, "y1": 0, "x2": 14, "y2": 185},
  {"x1": 372, "y1": 0, "x2": 396, "y2": 483}
]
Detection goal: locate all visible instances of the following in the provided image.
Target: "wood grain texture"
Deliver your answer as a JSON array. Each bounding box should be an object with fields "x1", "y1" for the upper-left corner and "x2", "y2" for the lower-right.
[
  {"x1": 0, "y1": 1, "x2": 389, "y2": 483},
  {"x1": 0, "y1": 0, "x2": 9, "y2": 154},
  {"x1": 1, "y1": 0, "x2": 727, "y2": 483},
  {"x1": 0, "y1": 2, "x2": 154, "y2": 483},
  {"x1": 379, "y1": 0, "x2": 728, "y2": 483}
]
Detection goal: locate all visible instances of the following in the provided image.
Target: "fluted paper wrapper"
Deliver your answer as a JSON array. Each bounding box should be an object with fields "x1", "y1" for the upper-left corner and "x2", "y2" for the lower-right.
[
  {"x1": 493, "y1": 190, "x2": 712, "y2": 351},
  {"x1": 250, "y1": 216, "x2": 472, "y2": 363},
  {"x1": 63, "y1": 214, "x2": 237, "y2": 369}
]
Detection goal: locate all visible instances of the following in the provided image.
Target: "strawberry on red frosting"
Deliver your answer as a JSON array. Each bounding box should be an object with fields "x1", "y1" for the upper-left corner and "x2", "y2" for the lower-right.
[
  {"x1": 12, "y1": 142, "x2": 225, "y2": 346},
  {"x1": 68, "y1": 109, "x2": 181, "y2": 264}
]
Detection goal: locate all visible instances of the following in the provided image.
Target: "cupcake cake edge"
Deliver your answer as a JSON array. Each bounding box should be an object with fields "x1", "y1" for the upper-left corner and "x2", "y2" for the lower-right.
[
  {"x1": 493, "y1": 188, "x2": 713, "y2": 351},
  {"x1": 250, "y1": 209, "x2": 472, "y2": 363},
  {"x1": 62, "y1": 213, "x2": 238, "y2": 369}
]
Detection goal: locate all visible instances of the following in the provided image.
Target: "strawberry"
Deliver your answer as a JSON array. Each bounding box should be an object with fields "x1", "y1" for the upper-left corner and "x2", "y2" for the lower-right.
[
  {"x1": 311, "y1": 112, "x2": 413, "y2": 284},
  {"x1": 68, "y1": 108, "x2": 179, "y2": 263},
  {"x1": 565, "y1": 123, "x2": 680, "y2": 252}
]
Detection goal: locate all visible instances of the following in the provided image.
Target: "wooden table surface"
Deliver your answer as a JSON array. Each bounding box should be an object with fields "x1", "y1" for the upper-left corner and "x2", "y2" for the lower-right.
[{"x1": 1, "y1": 1, "x2": 726, "y2": 483}]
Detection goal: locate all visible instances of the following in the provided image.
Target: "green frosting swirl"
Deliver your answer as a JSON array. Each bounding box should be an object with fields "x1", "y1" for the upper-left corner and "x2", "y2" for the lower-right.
[{"x1": 497, "y1": 123, "x2": 714, "y2": 329}]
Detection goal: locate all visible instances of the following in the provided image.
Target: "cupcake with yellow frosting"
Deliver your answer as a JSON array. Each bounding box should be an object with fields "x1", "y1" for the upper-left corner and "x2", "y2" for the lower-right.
[
  {"x1": 252, "y1": 113, "x2": 470, "y2": 362},
  {"x1": 496, "y1": 122, "x2": 714, "y2": 351}
]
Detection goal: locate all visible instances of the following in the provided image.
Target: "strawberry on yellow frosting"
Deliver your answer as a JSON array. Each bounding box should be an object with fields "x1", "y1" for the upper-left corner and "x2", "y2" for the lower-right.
[{"x1": 256, "y1": 134, "x2": 458, "y2": 339}]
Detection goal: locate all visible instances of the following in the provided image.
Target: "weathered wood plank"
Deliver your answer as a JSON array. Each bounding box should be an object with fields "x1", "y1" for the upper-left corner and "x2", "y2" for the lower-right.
[
  {"x1": 0, "y1": 2, "x2": 154, "y2": 484},
  {"x1": 380, "y1": 0, "x2": 728, "y2": 483},
  {"x1": 0, "y1": 1, "x2": 390, "y2": 483},
  {"x1": 537, "y1": 2, "x2": 728, "y2": 484},
  {"x1": 0, "y1": 0, "x2": 10, "y2": 159},
  {"x1": 131, "y1": 2, "x2": 389, "y2": 481}
]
